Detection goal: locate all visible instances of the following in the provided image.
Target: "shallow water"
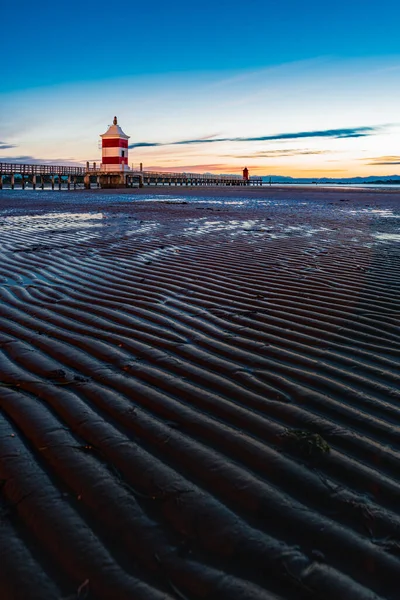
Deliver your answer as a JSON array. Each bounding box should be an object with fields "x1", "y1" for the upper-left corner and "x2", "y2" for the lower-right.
[
  {"x1": 0, "y1": 211, "x2": 103, "y2": 231},
  {"x1": 374, "y1": 232, "x2": 400, "y2": 241}
]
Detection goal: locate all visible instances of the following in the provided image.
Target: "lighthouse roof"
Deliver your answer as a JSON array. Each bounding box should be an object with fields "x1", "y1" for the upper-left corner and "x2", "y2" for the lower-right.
[{"x1": 100, "y1": 116, "x2": 130, "y2": 140}]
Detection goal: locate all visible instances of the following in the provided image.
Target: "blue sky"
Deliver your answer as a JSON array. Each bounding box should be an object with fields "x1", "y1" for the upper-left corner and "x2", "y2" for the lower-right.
[{"x1": 1, "y1": 0, "x2": 400, "y2": 176}]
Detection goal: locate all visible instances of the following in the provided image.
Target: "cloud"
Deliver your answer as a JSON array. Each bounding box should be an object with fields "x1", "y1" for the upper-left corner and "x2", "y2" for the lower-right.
[
  {"x1": 0, "y1": 141, "x2": 17, "y2": 150},
  {"x1": 0, "y1": 155, "x2": 84, "y2": 166},
  {"x1": 366, "y1": 155, "x2": 400, "y2": 166},
  {"x1": 222, "y1": 149, "x2": 331, "y2": 159},
  {"x1": 369, "y1": 161, "x2": 400, "y2": 165},
  {"x1": 242, "y1": 127, "x2": 376, "y2": 142},
  {"x1": 129, "y1": 126, "x2": 378, "y2": 149},
  {"x1": 0, "y1": 155, "x2": 34, "y2": 162}
]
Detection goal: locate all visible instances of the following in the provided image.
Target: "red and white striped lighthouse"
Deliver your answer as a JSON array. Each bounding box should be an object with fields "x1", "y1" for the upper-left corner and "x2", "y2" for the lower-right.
[{"x1": 100, "y1": 116, "x2": 130, "y2": 172}]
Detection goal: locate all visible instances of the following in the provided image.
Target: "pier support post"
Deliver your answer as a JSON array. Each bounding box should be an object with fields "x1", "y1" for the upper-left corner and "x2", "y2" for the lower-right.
[
  {"x1": 0, "y1": 175, "x2": 2, "y2": 190},
  {"x1": 41, "y1": 175, "x2": 44, "y2": 190},
  {"x1": 51, "y1": 175, "x2": 55, "y2": 190},
  {"x1": 74, "y1": 176, "x2": 77, "y2": 189},
  {"x1": 21, "y1": 175, "x2": 25, "y2": 189},
  {"x1": 11, "y1": 173, "x2": 15, "y2": 189},
  {"x1": 58, "y1": 175, "x2": 62, "y2": 190},
  {"x1": 98, "y1": 174, "x2": 128, "y2": 189},
  {"x1": 67, "y1": 175, "x2": 71, "y2": 190},
  {"x1": 97, "y1": 176, "x2": 100, "y2": 188},
  {"x1": 32, "y1": 175, "x2": 36, "y2": 190},
  {"x1": 84, "y1": 174, "x2": 91, "y2": 190}
]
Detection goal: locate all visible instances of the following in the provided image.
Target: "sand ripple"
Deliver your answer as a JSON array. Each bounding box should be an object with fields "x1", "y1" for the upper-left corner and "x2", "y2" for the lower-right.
[{"x1": 0, "y1": 191, "x2": 399, "y2": 599}]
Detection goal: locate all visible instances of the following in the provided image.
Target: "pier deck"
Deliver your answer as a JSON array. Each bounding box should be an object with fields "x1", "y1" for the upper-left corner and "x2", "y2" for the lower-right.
[{"x1": 0, "y1": 163, "x2": 263, "y2": 189}]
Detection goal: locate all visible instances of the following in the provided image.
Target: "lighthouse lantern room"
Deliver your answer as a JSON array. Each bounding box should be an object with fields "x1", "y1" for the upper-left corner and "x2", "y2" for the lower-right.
[{"x1": 100, "y1": 116, "x2": 130, "y2": 172}]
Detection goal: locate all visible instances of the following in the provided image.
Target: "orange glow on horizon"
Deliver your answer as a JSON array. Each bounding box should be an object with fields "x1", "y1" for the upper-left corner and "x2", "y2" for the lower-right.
[{"x1": 143, "y1": 161, "x2": 399, "y2": 178}]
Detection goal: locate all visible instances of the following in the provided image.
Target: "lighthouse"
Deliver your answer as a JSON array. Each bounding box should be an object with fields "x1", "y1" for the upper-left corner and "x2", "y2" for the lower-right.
[{"x1": 100, "y1": 116, "x2": 130, "y2": 172}]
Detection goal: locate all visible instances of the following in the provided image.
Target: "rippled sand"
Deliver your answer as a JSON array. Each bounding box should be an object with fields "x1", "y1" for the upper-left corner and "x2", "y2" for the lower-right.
[{"x1": 0, "y1": 188, "x2": 399, "y2": 600}]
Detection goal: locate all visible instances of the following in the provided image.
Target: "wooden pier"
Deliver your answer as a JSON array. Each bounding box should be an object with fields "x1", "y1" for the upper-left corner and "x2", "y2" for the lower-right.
[
  {"x1": 0, "y1": 163, "x2": 85, "y2": 190},
  {"x1": 0, "y1": 163, "x2": 263, "y2": 190}
]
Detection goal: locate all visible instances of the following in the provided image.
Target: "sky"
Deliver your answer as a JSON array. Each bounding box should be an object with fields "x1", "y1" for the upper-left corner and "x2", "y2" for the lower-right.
[{"x1": 1, "y1": 0, "x2": 400, "y2": 178}]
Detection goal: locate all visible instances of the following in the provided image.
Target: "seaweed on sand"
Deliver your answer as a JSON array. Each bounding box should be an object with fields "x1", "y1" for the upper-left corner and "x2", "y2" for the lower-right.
[{"x1": 280, "y1": 429, "x2": 330, "y2": 459}]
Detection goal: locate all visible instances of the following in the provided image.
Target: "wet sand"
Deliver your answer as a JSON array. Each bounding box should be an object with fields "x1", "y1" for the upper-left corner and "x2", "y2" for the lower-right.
[{"x1": 0, "y1": 187, "x2": 399, "y2": 599}]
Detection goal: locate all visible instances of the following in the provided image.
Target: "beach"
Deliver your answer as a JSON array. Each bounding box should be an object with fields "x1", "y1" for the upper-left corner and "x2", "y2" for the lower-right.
[{"x1": 0, "y1": 186, "x2": 399, "y2": 600}]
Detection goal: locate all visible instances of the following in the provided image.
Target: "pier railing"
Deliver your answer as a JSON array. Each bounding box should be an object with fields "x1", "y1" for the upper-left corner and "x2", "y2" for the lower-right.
[
  {"x1": 0, "y1": 163, "x2": 85, "y2": 176},
  {"x1": 1, "y1": 163, "x2": 245, "y2": 179},
  {"x1": 85, "y1": 168, "x2": 243, "y2": 180},
  {"x1": 137, "y1": 171, "x2": 242, "y2": 180},
  {"x1": 0, "y1": 163, "x2": 263, "y2": 187}
]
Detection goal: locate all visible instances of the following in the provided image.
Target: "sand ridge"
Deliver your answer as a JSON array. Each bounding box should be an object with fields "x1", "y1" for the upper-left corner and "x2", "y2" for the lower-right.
[{"x1": 0, "y1": 188, "x2": 399, "y2": 599}]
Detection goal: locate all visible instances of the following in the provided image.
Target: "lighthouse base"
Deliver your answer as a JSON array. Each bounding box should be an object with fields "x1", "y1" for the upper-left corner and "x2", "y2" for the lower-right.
[{"x1": 99, "y1": 173, "x2": 127, "y2": 189}]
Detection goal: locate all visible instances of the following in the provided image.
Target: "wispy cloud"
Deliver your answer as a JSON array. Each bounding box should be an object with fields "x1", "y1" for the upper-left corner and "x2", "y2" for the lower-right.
[
  {"x1": 366, "y1": 155, "x2": 400, "y2": 165},
  {"x1": 222, "y1": 149, "x2": 331, "y2": 159},
  {"x1": 0, "y1": 155, "x2": 84, "y2": 166},
  {"x1": 0, "y1": 141, "x2": 17, "y2": 150},
  {"x1": 129, "y1": 126, "x2": 378, "y2": 149},
  {"x1": 370, "y1": 161, "x2": 400, "y2": 165}
]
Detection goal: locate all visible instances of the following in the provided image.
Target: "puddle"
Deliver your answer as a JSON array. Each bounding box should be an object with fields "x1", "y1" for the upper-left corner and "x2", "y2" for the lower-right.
[
  {"x1": 0, "y1": 272, "x2": 56, "y2": 286},
  {"x1": 285, "y1": 225, "x2": 333, "y2": 236},
  {"x1": 0, "y1": 212, "x2": 104, "y2": 232},
  {"x1": 134, "y1": 245, "x2": 184, "y2": 263},
  {"x1": 374, "y1": 233, "x2": 400, "y2": 241},
  {"x1": 179, "y1": 218, "x2": 335, "y2": 241},
  {"x1": 180, "y1": 218, "x2": 272, "y2": 237},
  {"x1": 347, "y1": 208, "x2": 400, "y2": 218}
]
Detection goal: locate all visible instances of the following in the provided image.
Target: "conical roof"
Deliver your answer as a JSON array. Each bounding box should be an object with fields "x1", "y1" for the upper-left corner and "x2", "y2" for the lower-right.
[{"x1": 100, "y1": 116, "x2": 130, "y2": 139}]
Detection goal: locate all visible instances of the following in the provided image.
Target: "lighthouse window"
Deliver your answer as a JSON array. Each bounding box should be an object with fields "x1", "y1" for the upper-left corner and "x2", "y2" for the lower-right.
[{"x1": 121, "y1": 150, "x2": 125, "y2": 157}]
